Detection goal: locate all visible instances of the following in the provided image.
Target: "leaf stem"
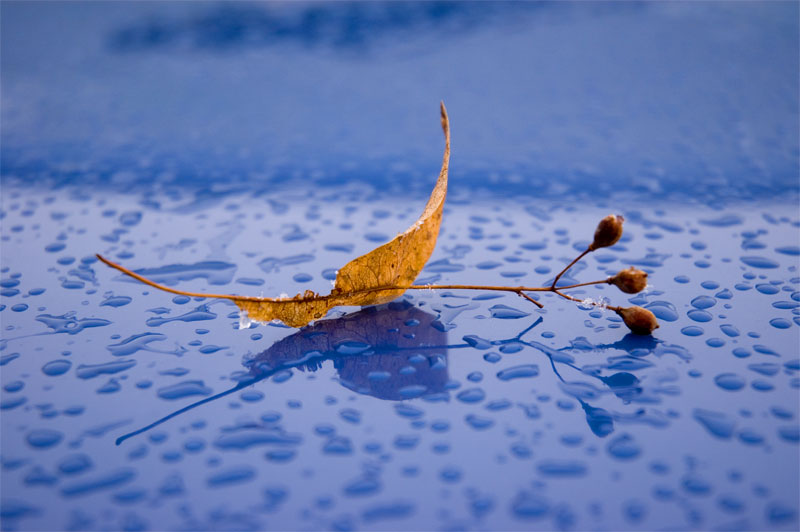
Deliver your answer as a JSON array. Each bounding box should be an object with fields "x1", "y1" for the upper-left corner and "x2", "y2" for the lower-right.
[
  {"x1": 96, "y1": 254, "x2": 260, "y2": 302},
  {"x1": 95, "y1": 254, "x2": 615, "y2": 313}
]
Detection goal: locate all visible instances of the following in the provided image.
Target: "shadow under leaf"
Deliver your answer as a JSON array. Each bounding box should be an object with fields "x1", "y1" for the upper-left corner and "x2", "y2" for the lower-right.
[{"x1": 117, "y1": 300, "x2": 449, "y2": 444}]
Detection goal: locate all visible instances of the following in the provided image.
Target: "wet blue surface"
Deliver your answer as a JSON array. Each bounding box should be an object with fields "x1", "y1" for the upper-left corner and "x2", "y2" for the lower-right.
[{"x1": 1, "y1": 2, "x2": 799, "y2": 531}]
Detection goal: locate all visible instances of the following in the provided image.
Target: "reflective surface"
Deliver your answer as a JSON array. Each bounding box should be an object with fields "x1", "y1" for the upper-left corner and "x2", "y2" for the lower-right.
[{"x1": 1, "y1": 2, "x2": 798, "y2": 531}]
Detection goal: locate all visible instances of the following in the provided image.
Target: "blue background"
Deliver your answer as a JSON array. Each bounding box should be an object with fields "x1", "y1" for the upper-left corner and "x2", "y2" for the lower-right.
[{"x1": 1, "y1": 2, "x2": 798, "y2": 531}]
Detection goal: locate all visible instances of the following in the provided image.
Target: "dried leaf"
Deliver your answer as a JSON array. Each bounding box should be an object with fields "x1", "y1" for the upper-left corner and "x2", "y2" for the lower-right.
[{"x1": 98, "y1": 103, "x2": 450, "y2": 328}]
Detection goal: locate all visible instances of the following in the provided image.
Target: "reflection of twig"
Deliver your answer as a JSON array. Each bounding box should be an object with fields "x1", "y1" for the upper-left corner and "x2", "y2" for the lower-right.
[
  {"x1": 115, "y1": 316, "x2": 542, "y2": 444},
  {"x1": 547, "y1": 354, "x2": 566, "y2": 383},
  {"x1": 116, "y1": 316, "x2": 658, "y2": 444},
  {"x1": 116, "y1": 378, "x2": 259, "y2": 445},
  {"x1": 514, "y1": 317, "x2": 543, "y2": 340},
  {"x1": 116, "y1": 349, "x2": 338, "y2": 445}
]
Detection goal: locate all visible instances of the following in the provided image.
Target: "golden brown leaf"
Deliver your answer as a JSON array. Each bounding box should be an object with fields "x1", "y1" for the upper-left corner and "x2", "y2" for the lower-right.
[{"x1": 97, "y1": 103, "x2": 450, "y2": 328}]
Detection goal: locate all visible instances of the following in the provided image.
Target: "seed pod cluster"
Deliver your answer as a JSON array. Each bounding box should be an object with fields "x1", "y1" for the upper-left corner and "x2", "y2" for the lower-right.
[{"x1": 610, "y1": 267, "x2": 648, "y2": 294}]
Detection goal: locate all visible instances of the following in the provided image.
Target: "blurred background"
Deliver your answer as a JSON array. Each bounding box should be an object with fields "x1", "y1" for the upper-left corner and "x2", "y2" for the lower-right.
[{"x1": 2, "y1": 1, "x2": 797, "y2": 202}]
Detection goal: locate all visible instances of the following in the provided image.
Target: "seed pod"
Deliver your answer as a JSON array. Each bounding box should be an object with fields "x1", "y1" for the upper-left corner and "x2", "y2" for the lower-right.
[
  {"x1": 610, "y1": 267, "x2": 648, "y2": 294},
  {"x1": 589, "y1": 214, "x2": 624, "y2": 251},
  {"x1": 616, "y1": 306, "x2": 659, "y2": 335}
]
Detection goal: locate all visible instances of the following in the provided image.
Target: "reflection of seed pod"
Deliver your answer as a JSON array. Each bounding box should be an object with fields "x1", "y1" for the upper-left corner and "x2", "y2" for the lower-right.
[
  {"x1": 247, "y1": 300, "x2": 448, "y2": 401},
  {"x1": 610, "y1": 267, "x2": 648, "y2": 294},
  {"x1": 615, "y1": 306, "x2": 659, "y2": 335},
  {"x1": 590, "y1": 214, "x2": 624, "y2": 251},
  {"x1": 580, "y1": 401, "x2": 614, "y2": 438}
]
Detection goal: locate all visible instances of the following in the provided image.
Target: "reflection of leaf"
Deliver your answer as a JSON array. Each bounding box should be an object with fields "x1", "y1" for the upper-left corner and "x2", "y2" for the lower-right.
[
  {"x1": 116, "y1": 302, "x2": 449, "y2": 444},
  {"x1": 98, "y1": 103, "x2": 450, "y2": 328},
  {"x1": 248, "y1": 300, "x2": 449, "y2": 401}
]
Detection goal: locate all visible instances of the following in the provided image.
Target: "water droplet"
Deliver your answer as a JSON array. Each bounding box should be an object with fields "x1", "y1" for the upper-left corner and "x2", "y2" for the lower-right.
[
  {"x1": 26, "y1": 429, "x2": 63, "y2": 449},
  {"x1": 240, "y1": 390, "x2": 264, "y2": 402},
  {"x1": 766, "y1": 502, "x2": 797, "y2": 524},
  {"x1": 691, "y1": 296, "x2": 716, "y2": 309},
  {"x1": 497, "y1": 365, "x2": 539, "y2": 381},
  {"x1": 511, "y1": 491, "x2": 549, "y2": 519},
  {"x1": 775, "y1": 246, "x2": 800, "y2": 256},
  {"x1": 756, "y1": 283, "x2": 780, "y2": 295},
  {"x1": 483, "y1": 352, "x2": 501, "y2": 363},
  {"x1": 720, "y1": 324, "x2": 740, "y2": 337},
  {"x1": 681, "y1": 326, "x2": 704, "y2": 337},
  {"x1": 769, "y1": 318, "x2": 792, "y2": 329},
  {"x1": 206, "y1": 466, "x2": 255, "y2": 488},
  {"x1": 681, "y1": 474, "x2": 712, "y2": 496},
  {"x1": 536, "y1": 460, "x2": 587, "y2": 477},
  {"x1": 157, "y1": 380, "x2": 212, "y2": 400},
  {"x1": 738, "y1": 429, "x2": 764, "y2": 445},
  {"x1": 456, "y1": 388, "x2": 485, "y2": 403},
  {"x1": 465, "y1": 414, "x2": 494, "y2": 430},
  {"x1": 606, "y1": 434, "x2": 641, "y2": 460},
  {"x1": 740, "y1": 256, "x2": 779, "y2": 269},
  {"x1": 687, "y1": 309, "x2": 713, "y2": 322},
  {"x1": 777, "y1": 425, "x2": 800, "y2": 443},
  {"x1": 344, "y1": 476, "x2": 381, "y2": 496},
  {"x1": 61, "y1": 468, "x2": 136, "y2": 497},
  {"x1": 439, "y1": 466, "x2": 462, "y2": 483},
  {"x1": 748, "y1": 363, "x2": 780, "y2": 376},
  {"x1": 42, "y1": 359, "x2": 72, "y2": 376},
  {"x1": 393, "y1": 435, "x2": 420, "y2": 450},
  {"x1": 644, "y1": 301, "x2": 678, "y2": 322},
  {"x1": 214, "y1": 429, "x2": 301, "y2": 450},
  {"x1": 395, "y1": 404, "x2": 423, "y2": 418},
  {"x1": 100, "y1": 295, "x2": 132, "y2": 307},
  {"x1": 58, "y1": 454, "x2": 93, "y2": 475},
  {"x1": 339, "y1": 408, "x2": 361, "y2": 424},
  {"x1": 751, "y1": 379, "x2": 774, "y2": 391},
  {"x1": 76, "y1": 359, "x2": 136, "y2": 379},
  {"x1": 489, "y1": 305, "x2": 530, "y2": 319},
  {"x1": 714, "y1": 373, "x2": 746, "y2": 391},
  {"x1": 705, "y1": 337, "x2": 725, "y2": 348}
]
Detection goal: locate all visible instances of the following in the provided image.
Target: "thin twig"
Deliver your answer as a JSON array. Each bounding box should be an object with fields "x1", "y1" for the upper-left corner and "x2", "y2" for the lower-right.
[
  {"x1": 516, "y1": 290, "x2": 544, "y2": 309},
  {"x1": 551, "y1": 248, "x2": 590, "y2": 289}
]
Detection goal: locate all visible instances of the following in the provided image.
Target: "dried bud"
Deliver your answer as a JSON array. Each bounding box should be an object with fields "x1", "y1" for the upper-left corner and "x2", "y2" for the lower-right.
[
  {"x1": 610, "y1": 267, "x2": 648, "y2": 294},
  {"x1": 616, "y1": 306, "x2": 659, "y2": 335},
  {"x1": 589, "y1": 214, "x2": 624, "y2": 251}
]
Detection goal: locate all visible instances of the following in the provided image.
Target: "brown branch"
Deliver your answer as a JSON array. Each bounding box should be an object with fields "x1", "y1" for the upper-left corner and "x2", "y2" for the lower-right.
[
  {"x1": 551, "y1": 247, "x2": 591, "y2": 289},
  {"x1": 95, "y1": 254, "x2": 334, "y2": 304},
  {"x1": 516, "y1": 291, "x2": 544, "y2": 309}
]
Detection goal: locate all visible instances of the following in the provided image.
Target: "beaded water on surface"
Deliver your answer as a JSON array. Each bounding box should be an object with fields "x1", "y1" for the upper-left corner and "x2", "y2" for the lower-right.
[{"x1": 2, "y1": 2, "x2": 798, "y2": 531}]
